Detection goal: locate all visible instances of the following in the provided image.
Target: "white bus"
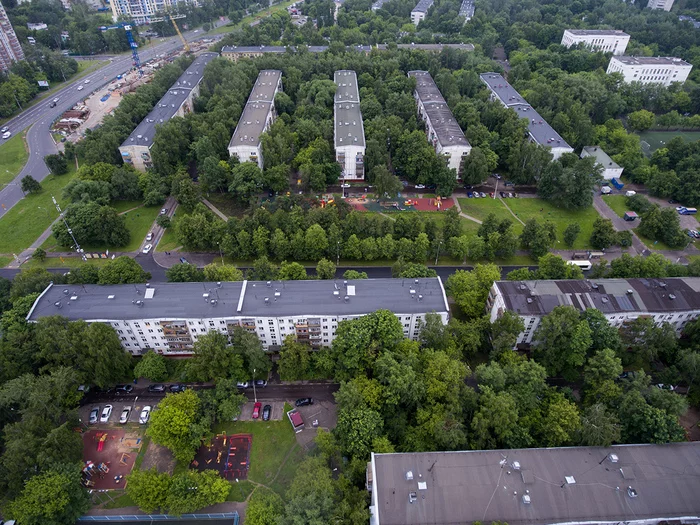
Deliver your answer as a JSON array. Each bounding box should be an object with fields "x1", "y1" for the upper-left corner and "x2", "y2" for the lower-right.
[{"x1": 567, "y1": 260, "x2": 592, "y2": 271}]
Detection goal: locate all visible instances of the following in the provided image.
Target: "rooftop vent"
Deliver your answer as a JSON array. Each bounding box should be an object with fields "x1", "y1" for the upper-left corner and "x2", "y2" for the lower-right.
[
  {"x1": 627, "y1": 487, "x2": 638, "y2": 498},
  {"x1": 264, "y1": 297, "x2": 270, "y2": 305},
  {"x1": 522, "y1": 494, "x2": 531, "y2": 505},
  {"x1": 609, "y1": 454, "x2": 619, "y2": 463},
  {"x1": 626, "y1": 289, "x2": 634, "y2": 295},
  {"x1": 417, "y1": 481, "x2": 427, "y2": 490},
  {"x1": 526, "y1": 298, "x2": 533, "y2": 304},
  {"x1": 591, "y1": 283, "x2": 599, "y2": 289},
  {"x1": 107, "y1": 295, "x2": 115, "y2": 300},
  {"x1": 70, "y1": 295, "x2": 78, "y2": 301},
  {"x1": 63, "y1": 289, "x2": 69, "y2": 295},
  {"x1": 406, "y1": 471, "x2": 413, "y2": 481},
  {"x1": 203, "y1": 293, "x2": 210, "y2": 299},
  {"x1": 511, "y1": 461, "x2": 521, "y2": 470},
  {"x1": 409, "y1": 491, "x2": 417, "y2": 504},
  {"x1": 659, "y1": 282, "x2": 667, "y2": 288},
  {"x1": 565, "y1": 476, "x2": 576, "y2": 484},
  {"x1": 333, "y1": 290, "x2": 340, "y2": 297},
  {"x1": 601, "y1": 296, "x2": 609, "y2": 303},
  {"x1": 344, "y1": 296, "x2": 350, "y2": 302},
  {"x1": 669, "y1": 294, "x2": 676, "y2": 300},
  {"x1": 54, "y1": 301, "x2": 62, "y2": 308}
]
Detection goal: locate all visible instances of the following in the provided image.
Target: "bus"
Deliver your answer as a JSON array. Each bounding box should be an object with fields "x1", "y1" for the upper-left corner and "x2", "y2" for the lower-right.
[
  {"x1": 567, "y1": 260, "x2": 592, "y2": 271},
  {"x1": 679, "y1": 207, "x2": 698, "y2": 215}
]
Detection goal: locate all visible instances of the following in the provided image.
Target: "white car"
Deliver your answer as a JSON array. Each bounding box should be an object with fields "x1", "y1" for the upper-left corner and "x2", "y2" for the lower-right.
[
  {"x1": 100, "y1": 404, "x2": 113, "y2": 423},
  {"x1": 77, "y1": 85, "x2": 84, "y2": 91},
  {"x1": 0, "y1": 126, "x2": 8, "y2": 132},
  {"x1": 139, "y1": 406, "x2": 152, "y2": 424},
  {"x1": 84, "y1": 79, "x2": 91, "y2": 84},
  {"x1": 2, "y1": 131, "x2": 10, "y2": 139},
  {"x1": 341, "y1": 183, "x2": 351, "y2": 188},
  {"x1": 142, "y1": 243, "x2": 152, "y2": 254},
  {"x1": 120, "y1": 406, "x2": 131, "y2": 424},
  {"x1": 473, "y1": 192, "x2": 480, "y2": 198},
  {"x1": 415, "y1": 184, "x2": 425, "y2": 189},
  {"x1": 146, "y1": 232, "x2": 153, "y2": 241}
]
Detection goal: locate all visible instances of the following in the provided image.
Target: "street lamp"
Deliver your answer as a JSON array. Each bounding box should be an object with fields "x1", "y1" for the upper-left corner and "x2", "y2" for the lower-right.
[
  {"x1": 336, "y1": 241, "x2": 340, "y2": 266},
  {"x1": 434, "y1": 240, "x2": 442, "y2": 265},
  {"x1": 252, "y1": 368, "x2": 257, "y2": 403},
  {"x1": 217, "y1": 241, "x2": 224, "y2": 265}
]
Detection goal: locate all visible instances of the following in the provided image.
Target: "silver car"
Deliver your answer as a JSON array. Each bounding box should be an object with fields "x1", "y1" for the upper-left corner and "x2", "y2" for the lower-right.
[
  {"x1": 120, "y1": 406, "x2": 131, "y2": 424},
  {"x1": 100, "y1": 404, "x2": 112, "y2": 423},
  {"x1": 139, "y1": 406, "x2": 152, "y2": 424}
]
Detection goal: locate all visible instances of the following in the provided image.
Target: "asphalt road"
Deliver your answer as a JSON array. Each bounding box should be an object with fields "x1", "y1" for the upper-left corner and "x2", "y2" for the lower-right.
[{"x1": 0, "y1": 30, "x2": 220, "y2": 220}]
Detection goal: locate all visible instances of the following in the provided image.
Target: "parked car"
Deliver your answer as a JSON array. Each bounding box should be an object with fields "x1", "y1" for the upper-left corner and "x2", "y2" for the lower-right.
[
  {"x1": 656, "y1": 384, "x2": 676, "y2": 391},
  {"x1": 142, "y1": 243, "x2": 152, "y2": 254},
  {"x1": 669, "y1": 199, "x2": 678, "y2": 204},
  {"x1": 480, "y1": 192, "x2": 486, "y2": 198},
  {"x1": 147, "y1": 384, "x2": 166, "y2": 393},
  {"x1": 236, "y1": 381, "x2": 249, "y2": 389},
  {"x1": 0, "y1": 126, "x2": 8, "y2": 132},
  {"x1": 139, "y1": 406, "x2": 152, "y2": 424},
  {"x1": 114, "y1": 384, "x2": 133, "y2": 394},
  {"x1": 160, "y1": 208, "x2": 168, "y2": 215},
  {"x1": 473, "y1": 192, "x2": 480, "y2": 198},
  {"x1": 120, "y1": 406, "x2": 131, "y2": 424},
  {"x1": 263, "y1": 404, "x2": 271, "y2": 421},
  {"x1": 169, "y1": 384, "x2": 186, "y2": 393},
  {"x1": 100, "y1": 405, "x2": 112, "y2": 423},
  {"x1": 500, "y1": 191, "x2": 506, "y2": 198},
  {"x1": 415, "y1": 184, "x2": 425, "y2": 189},
  {"x1": 688, "y1": 230, "x2": 699, "y2": 239},
  {"x1": 253, "y1": 380, "x2": 267, "y2": 388},
  {"x1": 489, "y1": 192, "x2": 494, "y2": 198},
  {"x1": 146, "y1": 232, "x2": 153, "y2": 241},
  {"x1": 252, "y1": 402, "x2": 262, "y2": 419},
  {"x1": 467, "y1": 192, "x2": 473, "y2": 198},
  {"x1": 179, "y1": 257, "x2": 188, "y2": 264},
  {"x1": 401, "y1": 180, "x2": 409, "y2": 187},
  {"x1": 89, "y1": 407, "x2": 99, "y2": 424},
  {"x1": 341, "y1": 183, "x2": 350, "y2": 188},
  {"x1": 84, "y1": 79, "x2": 91, "y2": 84},
  {"x1": 295, "y1": 398, "x2": 313, "y2": 407},
  {"x1": 507, "y1": 192, "x2": 513, "y2": 198}
]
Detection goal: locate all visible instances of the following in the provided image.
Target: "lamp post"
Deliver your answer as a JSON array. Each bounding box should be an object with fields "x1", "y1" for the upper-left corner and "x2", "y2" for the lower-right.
[
  {"x1": 434, "y1": 240, "x2": 442, "y2": 265},
  {"x1": 252, "y1": 368, "x2": 257, "y2": 403},
  {"x1": 336, "y1": 241, "x2": 340, "y2": 266},
  {"x1": 217, "y1": 241, "x2": 224, "y2": 265}
]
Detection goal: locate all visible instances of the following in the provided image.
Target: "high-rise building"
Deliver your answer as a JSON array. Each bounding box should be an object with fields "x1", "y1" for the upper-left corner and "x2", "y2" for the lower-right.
[
  {"x1": 647, "y1": 0, "x2": 674, "y2": 11},
  {"x1": 0, "y1": 1, "x2": 25, "y2": 72},
  {"x1": 110, "y1": 0, "x2": 199, "y2": 25}
]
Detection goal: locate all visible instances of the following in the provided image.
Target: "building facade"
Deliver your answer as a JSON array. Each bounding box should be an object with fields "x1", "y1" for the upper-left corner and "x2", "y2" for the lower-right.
[
  {"x1": 408, "y1": 71, "x2": 471, "y2": 175},
  {"x1": 581, "y1": 146, "x2": 623, "y2": 180},
  {"x1": 458, "y1": 0, "x2": 474, "y2": 22},
  {"x1": 0, "y1": 1, "x2": 25, "y2": 72},
  {"x1": 606, "y1": 56, "x2": 692, "y2": 86},
  {"x1": 26, "y1": 278, "x2": 450, "y2": 355},
  {"x1": 119, "y1": 52, "x2": 218, "y2": 171},
  {"x1": 334, "y1": 70, "x2": 365, "y2": 180},
  {"x1": 410, "y1": 0, "x2": 433, "y2": 25},
  {"x1": 487, "y1": 277, "x2": 700, "y2": 346},
  {"x1": 368, "y1": 443, "x2": 700, "y2": 525},
  {"x1": 109, "y1": 0, "x2": 199, "y2": 25},
  {"x1": 561, "y1": 29, "x2": 630, "y2": 55},
  {"x1": 480, "y1": 72, "x2": 574, "y2": 160},
  {"x1": 648, "y1": 0, "x2": 674, "y2": 11},
  {"x1": 227, "y1": 69, "x2": 282, "y2": 170}
]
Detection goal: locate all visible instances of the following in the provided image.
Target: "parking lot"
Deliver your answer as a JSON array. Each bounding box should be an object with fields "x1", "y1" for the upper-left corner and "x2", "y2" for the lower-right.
[
  {"x1": 291, "y1": 399, "x2": 337, "y2": 449},
  {"x1": 80, "y1": 400, "x2": 151, "y2": 426},
  {"x1": 238, "y1": 400, "x2": 285, "y2": 421}
]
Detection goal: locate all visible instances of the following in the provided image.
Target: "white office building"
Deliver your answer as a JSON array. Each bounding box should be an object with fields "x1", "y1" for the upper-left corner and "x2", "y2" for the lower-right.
[
  {"x1": 480, "y1": 72, "x2": 574, "y2": 160},
  {"x1": 487, "y1": 278, "x2": 700, "y2": 346},
  {"x1": 408, "y1": 71, "x2": 471, "y2": 176},
  {"x1": 119, "y1": 53, "x2": 218, "y2": 172},
  {"x1": 27, "y1": 279, "x2": 449, "y2": 355},
  {"x1": 648, "y1": 0, "x2": 674, "y2": 11},
  {"x1": 410, "y1": 0, "x2": 433, "y2": 25},
  {"x1": 228, "y1": 70, "x2": 282, "y2": 170},
  {"x1": 606, "y1": 56, "x2": 692, "y2": 86},
  {"x1": 561, "y1": 29, "x2": 630, "y2": 55},
  {"x1": 334, "y1": 70, "x2": 365, "y2": 180},
  {"x1": 581, "y1": 146, "x2": 623, "y2": 180}
]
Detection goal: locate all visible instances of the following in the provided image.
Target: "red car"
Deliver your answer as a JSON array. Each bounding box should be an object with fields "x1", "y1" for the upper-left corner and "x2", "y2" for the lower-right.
[{"x1": 252, "y1": 402, "x2": 262, "y2": 419}]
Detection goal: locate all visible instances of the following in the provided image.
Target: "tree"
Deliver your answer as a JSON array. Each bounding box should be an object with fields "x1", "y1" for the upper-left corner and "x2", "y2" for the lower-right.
[
  {"x1": 126, "y1": 468, "x2": 171, "y2": 513},
  {"x1": 200, "y1": 157, "x2": 230, "y2": 194},
  {"x1": 44, "y1": 153, "x2": 68, "y2": 175},
  {"x1": 278, "y1": 336, "x2": 312, "y2": 381},
  {"x1": 134, "y1": 350, "x2": 168, "y2": 382},
  {"x1": 282, "y1": 457, "x2": 336, "y2": 525},
  {"x1": 618, "y1": 390, "x2": 685, "y2": 444},
  {"x1": 187, "y1": 331, "x2": 245, "y2": 382},
  {"x1": 581, "y1": 308, "x2": 622, "y2": 353},
  {"x1": 490, "y1": 311, "x2": 524, "y2": 359},
  {"x1": 304, "y1": 224, "x2": 329, "y2": 261},
  {"x1": 471, "y1": 387, "x2": 520, "y2": 449},
  {"x1": 590, "y1": 218, "x2": 616, "y2": 249},
  {"x1": 343, "y1": 270, "x2": 368, "y2": 279},
  {"x1": 578, "y1": 403, "x2": 621, "y2": 447},
  {"x1": 6, "y1": 466, "x2": 90, "y2": 525},
  {"x1": 537, "y1": 154, "x2": 601, "y2": 209},
  {"x1": 98, "y1": 256, "x2": 151, "y2": 284},
  {"x1": 166, "y1": 263, "x2": 204, "y2": 282},
  {"x1": 372, "y1": 165, "x2": 402, "y2": 199},
  {"x1": 539, "y1": 394, "x2": 581, "y2": 447},
  {"x1": 229, "y1": 162, "x2": 264, "y2": 204},
  {"x1": 316, "y1": 258, "x2": 336, "y2": 279},
  {"x1": 32, "y1": 248, "x2": 46, "y2": 261},
  {"x1": 248, "y1": 256, "x2": 278, "y2": 280},
  {"x1": 21, "y1": 175, "x2": 41, "y2": 194},
  {"x1": 171, "y1": 174, "x2": 201, "y2": 212},
  {"x1": 462, "y1": 146, "x2": 492, "y2": 185},
  {"x1": 627, "y1": 109, "x2": 655, "y2": 132},
  {"x1": 52, "y1": 202, "x2": 130, "y2": 248},
  {"x1": 146, "y1": 389, "x2": 209, "y2": 463},
  {"x1": 519, "y1": 218, "x2": 556, "y2": 259},
  {"x1": 583, "y1": 348, "x2": 623, "y2": 406},
  {"x1": 198, "y1": 378, "x2": 246, "y2": 424},
  {"x1": 678, "y1": 350, "x2": 700, "y2": 395},
  {"x1": 446, "y1": 264, "x2": 501, "y2": 318},
  {"x1": 335, "y1": 407, "x2": 384, "y2": 459},
  {"x1": 533, "y1": 306, "x2": 592, "y2": 380},
  {"x1": 202, "y1": 263, "x2": 244, "y2": 282},
  {"x1": 278, "y1": 261, "x2": 307, "y2": 280},
  {"x1": 563, "y1": 223, "x2": 581, "y2": 248},
  {"x1": 246, "y1": 489, "x2": 285, "y2": 525}
]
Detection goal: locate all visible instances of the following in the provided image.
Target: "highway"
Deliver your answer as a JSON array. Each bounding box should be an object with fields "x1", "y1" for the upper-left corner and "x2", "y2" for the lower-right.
[{"x1": 0, "y1": 29, "x2": 220, "y2": 220}]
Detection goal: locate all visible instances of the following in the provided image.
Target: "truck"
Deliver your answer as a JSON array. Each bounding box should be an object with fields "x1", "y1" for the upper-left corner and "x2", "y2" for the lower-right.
[{"x1": 611, "y1": 178, "x2": 624, "y2": 190}]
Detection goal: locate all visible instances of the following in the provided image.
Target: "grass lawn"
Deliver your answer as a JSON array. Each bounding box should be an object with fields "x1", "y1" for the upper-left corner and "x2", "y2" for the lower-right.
[
  {"x1": 209, "y1": 0, "x2": 297, "y2": 35},
  {"x1": 227, "y1": 479, "x2": 256, "y2": 502},
  {"x1": 205, "y1": 192, "x2": 247, "y2": 218},
  {"x1": 0, "y1": 256, "x2": 11, "y2": 267},
  {"x1": 103, "y1": 491, "x2": 135, "y2": 509},
  {"x1": 112, "y1": 200, "x2": 145, "y2": 213},
  {"x1": 602, "y1": 195, "x2": 628, "y2": 218},
  {"x1": 457, "y1": 197, "x2": 508, "y2": 223},
  {"x1": 0, "y1": 130, "x2": 28, "y2": 188},
  {"x1": 156, "y1": 221, "x2": 180, "y2": 253},
  {"x1": 0, "y1": 167, "x2": 78, "y2": 254},
  {"x1": 22, "y1": 257, "x2": 111, "y2": 270},
  {"x1": 635, "y1": 229, "x2": 674, "y2": 251}
]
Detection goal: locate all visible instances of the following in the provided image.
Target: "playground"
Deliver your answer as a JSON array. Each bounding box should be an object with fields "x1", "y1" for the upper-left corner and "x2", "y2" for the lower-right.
[
  {"x1": 191, "y1": 433, "x2": 252, "y2": 480},
  {"x1": 346, "y1": 195, "x2": 455, "y2": 213},
  {"x1": 81, "y1": 429, "x2": 142, "y2": 490}
]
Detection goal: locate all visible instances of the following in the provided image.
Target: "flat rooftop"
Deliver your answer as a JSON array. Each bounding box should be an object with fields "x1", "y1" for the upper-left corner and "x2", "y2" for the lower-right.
[
  {"x1": 26, "y1": 278, "x2": 449, "y2": 322},
  {"x1": 221, "y1": 44, "x2": 475, "y2": 54},
  {"x1": 565, "y1": 29, "x2": 629, "y2": 36},
  {"x1": 408, "y1": 71, "x2": 470, "y2": 148},
  {"x1": 334, "y1": 70, "x2": 365, "y2": 149},
  {"x1": 494, "y1": 277, "x2": 700, "y2": 316},
  {"x1": 120, "y1": 53, "x2": 218, "y2": 150},
  {"x1": 372, "y1": 443, "x2": 700, "y2": 525},
  {"x1": 480, "y1": 72, "x2": 572, "y2": 150},
  {"x1": 611, "y1": 56, "x2": 692, "y2": 66},
  {"x1": 582, "y1": 146, "x2": 620, "y2": 170},
  {"x1": 412, "y1": 0, "x2": 433, "y2": 13},
  {"x1": 229, "y1": 70, "x2": 282, "y2": 150}
]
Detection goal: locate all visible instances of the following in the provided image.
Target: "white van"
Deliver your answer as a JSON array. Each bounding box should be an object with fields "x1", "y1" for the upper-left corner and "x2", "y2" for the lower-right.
[
  {"x1": 601, "y1": 186, "x2": 611, "y2": 194},
  {"x1": 625, "y1": 190, "x2": 636, "y2": 197}
]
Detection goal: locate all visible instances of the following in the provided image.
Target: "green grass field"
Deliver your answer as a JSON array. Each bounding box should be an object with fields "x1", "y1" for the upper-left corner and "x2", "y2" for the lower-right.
[
  {"x1": 156, "y1": 218, "x2": 181, "y2": 253},
  {"x1": 209, "y1": 0, "x2": 297, "y2": 35},
  {"x1": 22, "y1": 257, "x2": 111, "y2": 270},
  {"x1": 637, "y1": 130, "x2": 700, "y2": 155},
  {"x1": 602, "y1": 195, "x2": 628, "y2": 218},
  {"x1": 0, "y1": 130, "x2": 28, "y2": 188},
  {"x1": 112, "y1": 200, "x2": 145, "y2": 213},
  {"x1": 0, "y1": 167, "x2": 78, "y2": 254},
  {"x1": 635, "y1": 229, "x2": 674, "y2": 251}
]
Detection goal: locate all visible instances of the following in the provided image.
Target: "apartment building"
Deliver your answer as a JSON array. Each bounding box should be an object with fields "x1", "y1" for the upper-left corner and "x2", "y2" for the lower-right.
[
  {"x1": 561, "y1": 29, "x2": 630, "y2": 55},
  {"x1": 110, "y1": 0, "x2": 199, "y2": 25},
  {"x1": 227, "y1": 69, "x2": 282, "y2": 170},
  {"x1": 334, "y1": 70, "x2": 365, "y2": 180},
  {"x1": 119, "y1": 52, "x2": 218, "y2": 171},
  {"x1": 408, "y1": 70, "x2": 471, "y2": 175},
  {"x1": 368, "y1": 443, "x2": 700, "y2": 525},
  {"x1": 606, "y1": 56, "x2": 692, "y2": 86},
  {"x1": 26, "y1": 278, "x2": 450, "y2": 355},
  {"x1": 580, "y1": 146, "x2": 623, "y2": 180},
  {"x1": 410, "y1": 0, "x2": 433, "y2": 25},
  {"x1": 0, "y1": 1, "x2": 25, "y2": 72},
  {"x1": 480, "y1": 72, "x2": 574, "y2": 160},
  {"x1": 459, "y1": 0, "x2": 474, "y2": 22},
  {"x1": 487, "y1": 277, "x2": 700, "y2": 346},
  {"x1": 648, "y1": 0, "x2": 674, "y2": 11}
]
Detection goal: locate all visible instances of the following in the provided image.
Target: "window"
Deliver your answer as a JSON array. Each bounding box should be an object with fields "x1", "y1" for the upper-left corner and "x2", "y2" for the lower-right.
[
  {"x1": 118, "y1": 329, "x2": 124, "y2": 334},
  {"x1": 258, "y1": 320, "x2": 263, "y2": 324},
  {"x1": 148, "y1": 329, "x2": 153, "y2": 333},
  {"x1": 121, "y1": 336, "x2": 127, "y2": 341},
  {"x1": 138, "y1": 331, "x2": 144, "y2": 335},
  {"x1": 145, "y1": 322, "x2": 151, "y2": 327},
  {"x1": 158, "y1": 329, "x2": 163, "y2": 333},
  {"x1": 131, "y1": 337, "x2": 137, "y2": 341},
  {"x1": 125, "y1": 343, "x2": 130, "y2": 347}
]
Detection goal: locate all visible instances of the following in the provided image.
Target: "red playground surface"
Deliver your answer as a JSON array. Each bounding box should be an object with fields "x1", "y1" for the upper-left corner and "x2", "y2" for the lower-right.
[
  {"x1": 81, "y1": 429, "x2": 142, "y2": 490},
  {"x1": 347, "y1": 196, "x2": 455, "y2": 212},
  {"x1": 191, "y1": 434, "x2": 252, "y2": 480}
]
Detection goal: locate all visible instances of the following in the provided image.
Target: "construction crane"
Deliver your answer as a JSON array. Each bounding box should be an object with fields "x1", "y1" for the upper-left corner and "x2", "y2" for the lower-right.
[
  {"x1": 148, "y1": 14, "x2": 189, "y2": 53},
  {"x1": 100, "y1": 23, "x2": 143, "y2": 76}
]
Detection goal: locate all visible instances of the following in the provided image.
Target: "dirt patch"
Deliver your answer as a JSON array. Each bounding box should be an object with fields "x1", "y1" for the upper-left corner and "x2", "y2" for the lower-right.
[
  {"x1": 191, "y1": 434, "x2": 252, "y2": 480},
  {"x1": 140, "y1": 440, "x2": 176, "y2": 474},
  {"x1": 82, "y1": 429, "x2": 142, "y2": 489},
  {"x1": 680, "y1": 405, "x2": 700, "y2": 441}
]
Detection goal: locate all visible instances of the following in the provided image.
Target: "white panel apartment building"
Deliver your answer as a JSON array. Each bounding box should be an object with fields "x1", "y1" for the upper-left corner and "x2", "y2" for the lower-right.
[
  {"x1": 26, "y1": 278, "x2": 449, "y2": 355},
  {"x1": 561, "y1": 29, "x2": 630, "y2": 55},
  {"x1": 480, "y1": 72, "x2": 574, "y2": 160},
  {"x1": 110, "y1": 0, "x2": 199, "y2": 24},
  {"x1": 228, "y1": 70, "x2": 282, "y2": 170},
  {"x1": 648, "y1": 0, "x2": 674, "y2": 11},
  {"x1": 119, "y1": 53, "x2": 218, "y2": 171},
  {"x1": 334, "y1": 70, "x2": 365, "y2": 180},
  {"x1": 607, "y1": 56, "x2": 692, "y2": 86},
  {"x1": 487, "y1": 278, "x2": 700, "y2": 346},
  {"x1": 410, "y1": 0, "x2": 433, "y2": 25},
  {"x1": 0, "y1": 1, "x2": 24, "y2": 72},
  {"x1": 580, "y1": 146, "x2": 623, "y2": 180},
  {"x1": 408, "y1": 71, "x2": 471, "y2": 175}
]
